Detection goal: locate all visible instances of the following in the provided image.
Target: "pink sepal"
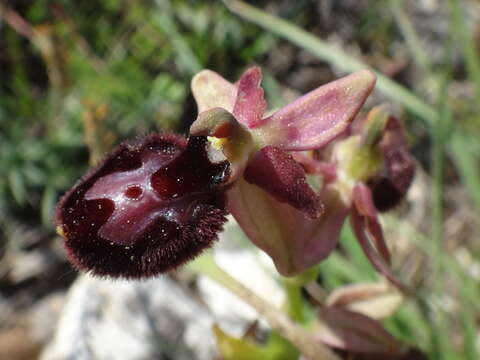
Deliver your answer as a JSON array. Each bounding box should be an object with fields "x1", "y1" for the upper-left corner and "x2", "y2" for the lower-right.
[
  {"x1": 350, "y1": 201, "x2": 408, "y2": 292},
  {"x1": 258, "y1": 70, "x2": 376, "y2": 151},
  {"x1": 353, "y1": 184, "x2": 391, "y2": 264},
  {"x1": 232, "y1": 67, "x2": 267, "y2": 128}
]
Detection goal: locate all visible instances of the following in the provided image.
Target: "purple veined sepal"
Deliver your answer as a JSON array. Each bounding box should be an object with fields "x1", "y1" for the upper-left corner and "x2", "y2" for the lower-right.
[
  {"x1": 56, "y1": 134, "x2": 230, "y2": 279},
  {"x1": 191, "y1": 66, "x2": 266, "y2": 124},
  {"x1": 191, "y1": 68, "x2": 377, "y2": 152},
  {"x1": 353, "y1": 184, "x2": 391, "y2": 264},
  {"x1": 315, "y1": 306, "x2": 405, "y2": 356},
  {"x1": 231, "y1": 67, "x2": 266, "y2": 128},
  {"x1": 254, "y1": 70, "x2": 377, "y2": 151}
]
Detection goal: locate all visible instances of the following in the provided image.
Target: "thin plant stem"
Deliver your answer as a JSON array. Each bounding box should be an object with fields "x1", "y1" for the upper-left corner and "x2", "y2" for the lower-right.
[
  {"x1": 154, "y1": 0, "x2": 202, "y2": 75},
  {"x1": 283, "y1": 280, "x2": 305, "y2": 323},
  {"x1": 282, "y1": 267, "x2": 319, "y2": 324},
  {"x1": 189, "y1": 253, "x2": 341, "y2": 360},
  {"x1": 448, "y1": 0, "x2": 480, "y2": 100},
  {"x1": 388, "y1": 0, "x2": 432, "y2": 72},
  {"x1": 387, "y1": 0, "x2": 440, "y2": 96},
  {"x1": 449, "y1": 131, "x2": 480, "y2": 210},
  {"x1": 431, "y1": 74, "x2": 450, "y2": 293}
]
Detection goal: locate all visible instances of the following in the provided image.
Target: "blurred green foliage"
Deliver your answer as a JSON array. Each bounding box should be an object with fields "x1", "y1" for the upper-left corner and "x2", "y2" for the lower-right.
[{"x1": 0, "y1": 0, "x2": 274, "y2": 232}]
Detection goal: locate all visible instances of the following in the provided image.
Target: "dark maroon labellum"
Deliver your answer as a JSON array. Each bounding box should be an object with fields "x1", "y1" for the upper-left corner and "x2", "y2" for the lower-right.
[{"x1": 56, "y1": 134, "x2": 229, "y2": 278}]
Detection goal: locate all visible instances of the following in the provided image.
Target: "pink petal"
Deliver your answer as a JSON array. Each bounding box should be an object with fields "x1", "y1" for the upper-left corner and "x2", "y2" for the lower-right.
[
  {"x1": 191, "y1": 70, "x2": 238, "y2": 113},
  {"x1": 256, "y1": 70, "x2": 376, "y2": 151},
  {"x1": 353, "y1": 184, "x2": 391, "y2": 264},
  {"x1": 227, "y1": 180, "x2": 349, "y2": 276},
  {"x1": 316, "y1": 307, "x2": 404, "y2": 355},
  {"x1": 243, "y1": 146, "x2": 323, "y2": 218},
  {"x1": 350, "y1": 206, "x2": 408, "y2": 292},
  {"x1": 232, "y1": 67, "x2": 267, "y2": 128}
]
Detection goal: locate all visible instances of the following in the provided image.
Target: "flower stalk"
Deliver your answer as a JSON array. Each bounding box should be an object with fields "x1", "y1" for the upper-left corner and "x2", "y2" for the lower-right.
[{"x1": 188, "y1": 253, "x2": 341, "y2": 360}]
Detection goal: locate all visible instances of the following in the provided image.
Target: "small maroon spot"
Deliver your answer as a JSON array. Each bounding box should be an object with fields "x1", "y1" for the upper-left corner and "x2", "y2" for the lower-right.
[{"x1": 124, "y1": 185, "x2": 143, "y2": 199}]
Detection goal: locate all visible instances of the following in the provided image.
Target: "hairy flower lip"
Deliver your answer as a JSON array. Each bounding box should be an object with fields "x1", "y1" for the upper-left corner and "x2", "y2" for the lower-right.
[{"x1": 56, "y1": 134, "x2": 230, "y2": 279}]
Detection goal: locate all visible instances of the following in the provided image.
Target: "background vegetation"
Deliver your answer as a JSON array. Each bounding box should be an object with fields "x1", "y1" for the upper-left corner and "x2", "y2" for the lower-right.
[{"x1": 1, "y1": 0, "x2": 480, "y2": 359}]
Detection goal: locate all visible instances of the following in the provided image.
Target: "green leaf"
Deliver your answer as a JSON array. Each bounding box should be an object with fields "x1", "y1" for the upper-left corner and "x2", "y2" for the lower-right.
[
  {"x1": 41, "y1": 186, "x2": 57, "y2": 227},
  {"x1": 213, "y1": 325, "x2": 269, "y2": 360},
  {"x1": 8, "y1": 170, "x2": 26, "y2": 206}
]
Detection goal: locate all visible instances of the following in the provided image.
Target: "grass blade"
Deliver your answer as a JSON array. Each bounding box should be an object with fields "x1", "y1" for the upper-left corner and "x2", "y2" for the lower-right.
[{"x1": 223, "y1": 0, "x2": 437, "y2": 124}]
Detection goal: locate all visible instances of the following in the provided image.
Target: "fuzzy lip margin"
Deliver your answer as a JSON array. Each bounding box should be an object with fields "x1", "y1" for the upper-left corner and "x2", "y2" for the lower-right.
[{"x1": 56, "y1": 134, "x2": 230, "y2": 279}]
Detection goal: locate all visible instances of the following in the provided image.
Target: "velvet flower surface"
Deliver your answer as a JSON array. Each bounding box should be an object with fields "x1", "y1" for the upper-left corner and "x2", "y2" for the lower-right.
[
  {"x1": 55, "y1": 66, "x2": 415, "y2": 283},
  {"x1": 56, "y1": 134, "x2": 230, "y2": 278}
]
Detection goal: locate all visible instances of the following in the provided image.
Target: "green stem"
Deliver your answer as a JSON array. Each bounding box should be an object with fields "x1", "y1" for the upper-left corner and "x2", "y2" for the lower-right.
[
  {"x1": 388, "y1": 0, "x2": 432, "y2": 72},
  {"x1": 388, "y1": 0, "x2": 440, "y2": 96},
  {"x1": 188, "y1": 253, "x2": 341, "y2": 360},
  {"x1": 448, "y1": 0, "x2": 480, "y2": 100},
  {"x1": 282, "y1": 267, "x2": 319, "y2": 324},
  {"x1": 449, "y1": 131, "x2": 480, "y2": 210},
  {"x1": 283, "y1": 280, "x2": 304, "y2": 323},
  {"x1": 431, "y1": 74, "x2": 450, "y2": 294}
]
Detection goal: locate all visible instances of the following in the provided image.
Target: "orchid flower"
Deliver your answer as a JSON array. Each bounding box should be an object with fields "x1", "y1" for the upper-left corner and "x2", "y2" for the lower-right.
[
  {"x1": 191, "y1": 67, "x2": 385, "y2": 276},
  {"x1": 56, "y1": 67, "x2": 378, "y2": 279},
  {"x1": 191, "y1": 69, "x2": 414, "y2": 286},
  {"x1": 294, "y1": 107, "x2": 415, "y2": 288}
]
